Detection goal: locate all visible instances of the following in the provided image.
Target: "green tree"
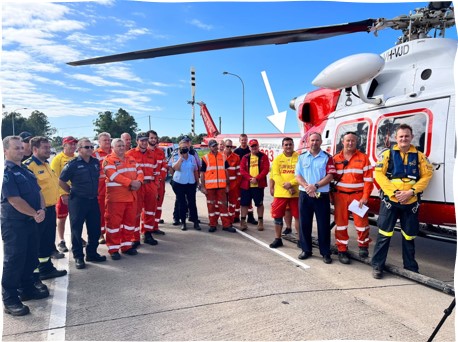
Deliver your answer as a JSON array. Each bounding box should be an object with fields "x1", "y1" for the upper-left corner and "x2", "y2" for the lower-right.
[
  {"x1": 93, "y1": 108, "x2": 138, "y2": 139},
  {"x1": 1, "y1": 110, "x2": 55, "y2": 138},
  {"x1": 25, "y1": 110, "x2": 56, "y2": 136}
]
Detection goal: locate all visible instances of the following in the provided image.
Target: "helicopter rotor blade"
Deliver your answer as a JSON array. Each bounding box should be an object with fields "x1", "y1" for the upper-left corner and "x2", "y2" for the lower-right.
[{"x1": 68, "y1": 19, "x2": 375, "y2": 66}]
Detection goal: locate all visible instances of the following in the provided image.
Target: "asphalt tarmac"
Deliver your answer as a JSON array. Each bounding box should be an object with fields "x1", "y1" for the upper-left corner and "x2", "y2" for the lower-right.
[{"x1": 2, "y1": 181, "x2": 456, "y2": 341}]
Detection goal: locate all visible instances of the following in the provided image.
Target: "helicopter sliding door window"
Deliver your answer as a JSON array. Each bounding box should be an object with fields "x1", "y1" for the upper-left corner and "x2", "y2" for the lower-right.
[
  {"x1": 334, "y1": 120, "x2": 371, "y2": 155},
  {"x1": 374, "y1": 112, "x2": 429, "y2": 159}
]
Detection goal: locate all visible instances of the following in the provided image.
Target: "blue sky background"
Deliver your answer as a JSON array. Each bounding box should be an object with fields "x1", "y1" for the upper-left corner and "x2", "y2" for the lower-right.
[{"x1": 2, "y1": 1, "x2": 457, "y2": 139}]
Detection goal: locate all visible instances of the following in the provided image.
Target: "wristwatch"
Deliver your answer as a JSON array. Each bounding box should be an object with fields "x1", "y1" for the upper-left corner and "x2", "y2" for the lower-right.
[{"x1": 314, "y1": 183, "x2": 319, "y2": 189}]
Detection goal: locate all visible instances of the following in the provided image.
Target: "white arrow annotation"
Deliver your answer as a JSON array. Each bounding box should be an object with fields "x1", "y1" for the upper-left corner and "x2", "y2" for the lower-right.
[{"x1": 261, "y1": 70, "x2": 287, "y2": 133}]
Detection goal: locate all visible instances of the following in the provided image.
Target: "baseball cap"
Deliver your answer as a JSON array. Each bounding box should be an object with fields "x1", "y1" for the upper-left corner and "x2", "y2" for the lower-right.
[
  {"x1": 208, "y1": 139, "x2": 218, "y2": 147},
  {"x1": 63, "y1": 136, "x2": 78, "y2": 145},
  {"x1": 136, "y1": 132, "x2": 148, "y2": 141},
  {"x1": 182, "y1": 135, "x2": 191, "y2": 142},
  {"x1": 249, "y1": 139, "x2": 259, "y2": 147},
  {"x1": 19, "y1": 131, "x2": 33, "y2": 143}
]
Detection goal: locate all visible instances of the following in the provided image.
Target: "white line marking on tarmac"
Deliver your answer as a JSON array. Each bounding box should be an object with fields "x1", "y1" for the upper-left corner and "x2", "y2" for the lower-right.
[
  {"x1": 47, "y1": 248, "x2": 69, "y2": 340},
  {"x1": 236, "y1": 229, "x2": 310, "y2": 269}
]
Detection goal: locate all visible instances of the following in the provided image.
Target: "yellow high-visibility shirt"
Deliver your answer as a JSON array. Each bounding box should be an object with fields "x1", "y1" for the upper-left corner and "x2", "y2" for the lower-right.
[
  {"x1": 271, "y1": 152, "x2": 299, "y2": 198},
  {"x1": 51, "y1": 152, "x2": 76, "y2": 195}
]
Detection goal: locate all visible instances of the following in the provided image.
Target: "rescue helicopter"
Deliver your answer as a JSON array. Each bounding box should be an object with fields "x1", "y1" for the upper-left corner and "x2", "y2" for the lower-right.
[{"x1": 68, "y1": 2, "x2": 456, "y2": 239}]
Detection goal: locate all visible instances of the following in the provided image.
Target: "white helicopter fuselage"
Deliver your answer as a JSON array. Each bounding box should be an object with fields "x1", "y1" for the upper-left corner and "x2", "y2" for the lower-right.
[{"x1": 295, "y1": 37, "x2": 457, "y2": 228}]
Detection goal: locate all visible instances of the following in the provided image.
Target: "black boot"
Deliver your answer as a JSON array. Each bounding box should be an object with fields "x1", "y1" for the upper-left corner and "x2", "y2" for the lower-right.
[{"x1": 144, "y1": 232, "x2": 158, "y2": 245}]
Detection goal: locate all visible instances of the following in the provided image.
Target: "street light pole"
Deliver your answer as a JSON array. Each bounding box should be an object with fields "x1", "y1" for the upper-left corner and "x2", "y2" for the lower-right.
[
  {"x1": 12, "y1": 107, "x2": 27, "y2": 136},
  {"x1": 223, "y1": 71, "x2": 245, "y2": 134}
]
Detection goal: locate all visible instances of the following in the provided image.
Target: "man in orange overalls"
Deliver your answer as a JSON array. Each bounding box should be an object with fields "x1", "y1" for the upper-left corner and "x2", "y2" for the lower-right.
[
  {"x1": 200, "y1": 139, "x2": 234, "y2": 233},
  {"x1": 147, "y1": 130, "x2": 167, "y2": 233},
  {"x1": 222, "y1": 139, "x2": 241, "y2": 224},
  {"x1": 332, "y1": 131, "x2": 374, "y2": 264},
  {"x1": 126, "y1": 132, "x2": 159, "y2": 248},
  {"x1": 103, "y1": 138, "x2": 144, "y2": 260}
]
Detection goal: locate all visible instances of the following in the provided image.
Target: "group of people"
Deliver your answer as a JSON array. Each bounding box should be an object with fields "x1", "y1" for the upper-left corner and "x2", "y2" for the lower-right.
[
  {"x1": 1, "y1": 130, "x2": 168, "y2": 316},
  {"x1": 266, "y1": 124, "x2": 433, "y2": 281},
  {"x1": 169, "y1": 134, "x2": 268, "y2": 234},
  {"x1": 1, "y1": 123, "x2": 433, "y2": 317}
]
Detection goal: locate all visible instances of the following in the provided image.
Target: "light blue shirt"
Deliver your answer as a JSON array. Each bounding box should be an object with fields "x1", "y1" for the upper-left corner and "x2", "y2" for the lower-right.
[
  {"x1": 295, "y1": 150, "x2": 332, "y2": 192},
  {"x1": 172, "y1": 155, "x2": 198, "y2": 184}
]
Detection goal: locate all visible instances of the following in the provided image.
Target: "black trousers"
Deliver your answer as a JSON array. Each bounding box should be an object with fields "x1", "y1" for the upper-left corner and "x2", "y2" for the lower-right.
[
  {"x1": 172, "y1": 182, "x2": 198, "y2": 223},
  {"x1": 298, "y1": 191, "x2": 331, "y2": 257},
  {"x1": 68, "y1": 196, "x2": 101, "y2": 259},
  {"x1": 37, "y1": 205, "x2": 57, "y2": 258},
  {"x1": 1, "y1": 218, "x2": 39, "y2": 305},
  {"x1": 372, "y1": 200, "x2": 420, "y2": 272}
]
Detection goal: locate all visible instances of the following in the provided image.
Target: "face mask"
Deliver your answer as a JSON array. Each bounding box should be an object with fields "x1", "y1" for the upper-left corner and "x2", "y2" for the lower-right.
[{"x1": 180, "y1": 148, "x2": 189, "y2": 154}]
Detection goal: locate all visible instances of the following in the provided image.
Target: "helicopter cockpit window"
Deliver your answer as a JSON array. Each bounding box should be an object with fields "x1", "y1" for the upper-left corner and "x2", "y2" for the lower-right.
[
  {"x1": 375, "y1": 114, "x2": 427, "y2": 157},
  {"x1": 335, "y1": 121, "x2": 369, "y2": 154}
]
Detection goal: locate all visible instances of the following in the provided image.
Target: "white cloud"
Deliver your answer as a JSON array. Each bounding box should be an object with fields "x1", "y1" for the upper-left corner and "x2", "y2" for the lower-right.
[
  {"x1": 70, "y1": 74, "x2": 123, "y2": 87},
  {"x1": 94, "y1": 65, "x2": 143, "y2": 82},
  {"x1": 188, "y1": 19, "x2": 213, "y2": 31},
  {"x1": 115, "y1": 27, "x2": 150, "y2": 44}
]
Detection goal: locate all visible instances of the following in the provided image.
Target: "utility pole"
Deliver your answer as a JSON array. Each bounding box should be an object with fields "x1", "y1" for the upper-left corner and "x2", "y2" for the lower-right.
[
  {"x1": 187, "y1": 66, "x2": 196, "y2": 136},
  {"x1": 148, "y1": 115, "x2": 151, "y2": 130},
  {"x1": 219, "y1": 117, "x2": 222, "y2": 133}
]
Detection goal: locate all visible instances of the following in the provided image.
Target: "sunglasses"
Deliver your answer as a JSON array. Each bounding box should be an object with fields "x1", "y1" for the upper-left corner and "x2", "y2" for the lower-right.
[
  {"x1": 81, "y1": 146, "x2": 94, "y2": 149},
  {"x1": 225, "y1": 145, "x2": 233, "y2": 148}
]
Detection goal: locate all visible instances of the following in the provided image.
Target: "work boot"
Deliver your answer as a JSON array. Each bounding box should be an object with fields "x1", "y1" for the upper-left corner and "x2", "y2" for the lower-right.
[
  {"x1": 75, "y1": 258, "x2": 86, "y2": 269},
  {"x1": 4, "y1": 302, "x2": 30, "y2": 316},
  {"x1": 32, "y1": 273, "x2": 48, "y2": 292},
  {"x1": 323, "y1": 255, "x2": 332, "y2": 264},
  {"x1": 172, "y1": 219, "x2": 181, "y2": 226},
  {"x1": 222, "y1": 226, "x2": 236, "y2": 233},
  {"x1": 152, "y1": 229, "x2": 165, "y2": 235},
  {"x1": 86, "y1": 254, "x2": 107, "y2": 262},
  {"x1": 51, "y1": 250, "x2": 65, "y2": 259},
  {"x1": 39, "y1": 267, "x2": 67, "y2": 280},
  {"x1": 208, "y1": 226, "x2": 217, "y2": 233},
  {"x1": 132, "y1": 241, "x2": 140, "y2": 249},
  {"x1": 57, "y1": 240, "x2": 68, "y2": 253},
  {"x1": 372, "y1": 267, "x2": 383, "y2": 279},
  {"x1": 181, "y1": 223, "x2": 187, "y2": 231},
  {"x1": 269, "y1": 238, "x2": 283, "y2": 248},
  {"x1": 144, "y1": 232, "x2": 158, "y2": 245},
  {"x1": 359, "y1": 247, "x2": 369, "y2": 258},
  {"x1": 257, "y1": 219, "x2": 264, "y2": 231},
  {"x1": 18, "y1": 287, "x2": 49, "y2": 301},
  {"x1": 240, "y1": 219, "x2": 248, "y2": 231},
  {"x1": 247, "y1": 214, "x2": 258, "y2": 225},
  {"x1": 111, "y1": 252, "x2": 121, "y2": 260},
  {"x1": 338, "y1": 252, "x2": 351, "y2": 264},
  {"x1": 122, "y1": 248, "x2": 138, "y2": 256},
  {"x1": 159, "y1": 219, "x2": 165, "y2": 224},
  {"x1": 193, "y1": 221, "x2": 201, "y2": 230},
  {"x1": 282, "y1": 228, "x2": 292, "y2": 235}
]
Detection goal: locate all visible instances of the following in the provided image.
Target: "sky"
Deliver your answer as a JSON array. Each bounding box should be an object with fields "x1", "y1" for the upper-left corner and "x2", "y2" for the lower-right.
[{"x1": 1, "y1": 0, "x2": 457, "y2": 140}]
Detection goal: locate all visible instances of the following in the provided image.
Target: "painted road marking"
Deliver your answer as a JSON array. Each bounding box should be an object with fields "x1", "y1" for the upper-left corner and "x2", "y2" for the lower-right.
[{"x1": 236, "y1": 229, "x2": 310, "y2": 269}]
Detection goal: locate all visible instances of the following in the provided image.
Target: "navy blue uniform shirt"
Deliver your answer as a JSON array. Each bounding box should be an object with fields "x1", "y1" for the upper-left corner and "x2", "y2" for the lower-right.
[
  {"x1": 2, "y1": 160, "x2": 41, "y2": 220},
  {"x1": 59, "y1": 156, "x2": 100, "y2": 199}
]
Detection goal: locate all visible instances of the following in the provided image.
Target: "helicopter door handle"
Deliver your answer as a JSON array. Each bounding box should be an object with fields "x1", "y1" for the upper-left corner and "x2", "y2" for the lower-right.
[{"x1": 431, "y1": 162, "x2": 443, "y2": 170}]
